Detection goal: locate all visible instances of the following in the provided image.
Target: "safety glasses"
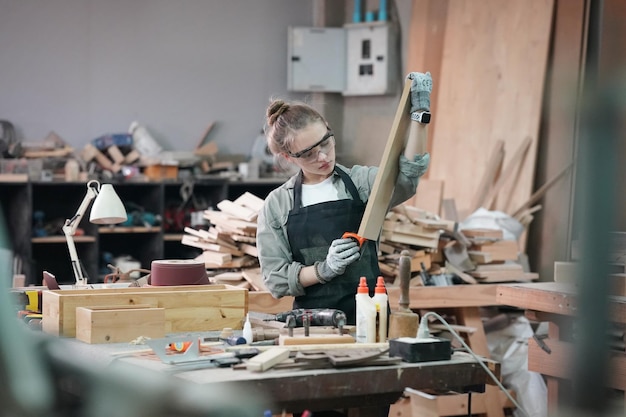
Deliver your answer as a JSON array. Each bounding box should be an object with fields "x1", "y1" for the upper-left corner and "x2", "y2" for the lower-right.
[{"x1": 288, "y1": 130, "x2": 335, "y2": 162}]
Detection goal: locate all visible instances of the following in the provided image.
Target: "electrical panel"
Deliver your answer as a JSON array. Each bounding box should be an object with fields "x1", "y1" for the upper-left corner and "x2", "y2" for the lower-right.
[
  {"x1": 287, "y1": 22, "x2": 397, "y2": 96},
  {"x1": 343, "y1": 22, "x2": 398, "y2": 96},
  {"x1": 287, "y1": 27, "x2": 346, "y2": 93}
]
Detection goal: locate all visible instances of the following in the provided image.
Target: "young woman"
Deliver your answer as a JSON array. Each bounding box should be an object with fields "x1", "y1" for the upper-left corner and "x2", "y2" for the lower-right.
[{"x1": 256, "y1": 99, "x2": 430, "y2": 326}]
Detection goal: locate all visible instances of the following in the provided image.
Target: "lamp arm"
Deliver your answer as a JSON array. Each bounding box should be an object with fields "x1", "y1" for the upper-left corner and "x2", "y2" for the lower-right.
[{"x1": 62, "y1": 181, "x2": 100, "y2": 286}]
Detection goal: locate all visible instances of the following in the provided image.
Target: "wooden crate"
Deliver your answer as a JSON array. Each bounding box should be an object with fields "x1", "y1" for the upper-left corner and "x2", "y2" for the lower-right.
[
  {"x1": 42, "y1": 284, "x2": 247, "y2": 337},
  {"x1": 75, "y1": 305, "x2": 165, "y2": 344}
]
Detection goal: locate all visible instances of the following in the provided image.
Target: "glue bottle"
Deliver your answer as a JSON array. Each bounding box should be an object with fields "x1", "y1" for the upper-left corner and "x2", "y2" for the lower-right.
[
  {"x1": 355, "y1": 277, "x2": 376, "y2": 343},
  {"x1": 372, "y1": 276, "x2": 389, "y2": 343},
  {"x1": 242, "y1": 313, "x2": 253, "y2": 344}
]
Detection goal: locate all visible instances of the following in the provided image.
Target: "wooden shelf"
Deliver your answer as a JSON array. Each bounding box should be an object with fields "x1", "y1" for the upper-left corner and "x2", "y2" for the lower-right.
[
  {"x1": 2, "y1": 179, "x2": 279, "y2": 285},
  {"x1": 32, "y1": 236, "x2": 96, "y2": 244},
  {"x1": 98, "y1": 226, "x2": 161, "y2": 234}
]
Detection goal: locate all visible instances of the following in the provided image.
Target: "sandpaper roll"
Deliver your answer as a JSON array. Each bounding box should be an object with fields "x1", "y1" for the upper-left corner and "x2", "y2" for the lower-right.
[{"x1": 150, "y1": 259, "x2": 209, "y2": 286}]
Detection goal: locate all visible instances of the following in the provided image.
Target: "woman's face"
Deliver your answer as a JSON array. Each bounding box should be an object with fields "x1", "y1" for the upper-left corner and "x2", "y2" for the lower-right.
[{"x1": 285, "y1": 122, "x2": 336, "y2": 183}]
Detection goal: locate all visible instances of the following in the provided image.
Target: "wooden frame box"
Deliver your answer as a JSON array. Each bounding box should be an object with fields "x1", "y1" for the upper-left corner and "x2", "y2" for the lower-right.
[
  {"x1": 76, "y1": 305, "x2": 166, "y2": 344},
  {"x1": 42, "y1": 284, "x2": 247, "y2": 337}
]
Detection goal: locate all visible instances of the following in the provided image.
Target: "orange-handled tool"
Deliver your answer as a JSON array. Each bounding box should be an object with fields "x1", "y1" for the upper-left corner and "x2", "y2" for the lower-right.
[{"x1": 342, "y1": 231, "x2": 368, "y2": 247}]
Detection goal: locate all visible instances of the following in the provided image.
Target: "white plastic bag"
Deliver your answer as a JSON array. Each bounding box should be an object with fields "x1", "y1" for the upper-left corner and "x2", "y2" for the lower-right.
[
  {"x1": 486, "y1": 315, "x2": 548, "y2": 417},
  {"x1": 460, "y1": 207, "x2": 524, "y2": 241}
]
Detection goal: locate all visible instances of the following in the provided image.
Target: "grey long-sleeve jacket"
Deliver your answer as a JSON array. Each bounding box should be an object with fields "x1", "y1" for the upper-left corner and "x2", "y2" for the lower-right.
[{"x1": 256, "y1": 154, "x2": 430, "y2": 299}]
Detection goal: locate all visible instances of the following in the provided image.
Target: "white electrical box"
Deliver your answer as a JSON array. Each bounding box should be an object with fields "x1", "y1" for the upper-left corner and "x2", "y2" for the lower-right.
[
  {"x1": 287, "y1": 27, "x2": 346, "y2": 92},
  {"x1": 343, "y1": 21, "x2": 398, "y2": 96}
]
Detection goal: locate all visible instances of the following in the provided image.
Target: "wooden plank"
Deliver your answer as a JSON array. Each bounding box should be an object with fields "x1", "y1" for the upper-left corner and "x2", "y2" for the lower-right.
[
  {"x1": 357, "y1": 79, "x2": 413, "y2": 241},
  {"x1": 428, "y1": 0, "x2": 554, "y2": 218},
  {"x1": 75, "y1": 305, "x2": 165, "y2": 344},
  {"x1": 279, "y1": 334, "x2": 355, "y2": 345},
  {"x1": 528, "y1": 337, "x2": 626, "y2": 391},
  {"x1": 248, "y1": 292, "x2": 294, "y2": 314},
  {"x1": 483, "y1": 136, "x2": 532, "y2": 211},
  {"x1": 472, "y1": 271, "x2": 538, "y2": 283},
  {"x1": 467, "y1": 251, "x2": 494, "y2": 264},
  {"x1": 469, "y1": 140, "x2": 505, "y2": 212},
  {"x1": 496, "y1": 282, "x2": 577, "y2": 315},
  {"x1": 217, "y1": 199, "x2": 258, "y2": 222},
  {"x1": 246, "y1": 347, "x2": 290, "y2": 372},
  {"x1": 181, "y1": 235, "x2": 241, "y2": 256},
  {"x1": 406, "y1": 0, "x2": 448, "y2": 157},
  {"x1": 234, "y1": 191, "x2": 265, "y2": 213},
  {"x1": 387, "y1": 284, "x2": 500, "y2": 310},
  {"x1": 241, "y1": 268, "x2": 267, "y2": 292},
  {"x1": 497, "y1": 282, "x2": 626, "y2": 324}
]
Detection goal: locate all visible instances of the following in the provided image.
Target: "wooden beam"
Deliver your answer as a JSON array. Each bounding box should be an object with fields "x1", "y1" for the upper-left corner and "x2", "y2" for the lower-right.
[{"x1": 387, "y1": 284, "x2": 500, "y2": 310}]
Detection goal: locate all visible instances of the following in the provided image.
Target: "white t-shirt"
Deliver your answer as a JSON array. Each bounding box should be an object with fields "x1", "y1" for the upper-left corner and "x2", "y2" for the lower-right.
[{"x1": 301, "y1": 176, "x2": 339, "y2": 207}]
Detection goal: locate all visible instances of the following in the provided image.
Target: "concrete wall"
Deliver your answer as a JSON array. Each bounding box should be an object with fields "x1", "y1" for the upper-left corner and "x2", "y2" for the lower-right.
[
  {"x1": 0, "y1": 0, "x2": 414, "y2": 165},
  {"x1": 0, "y1": 0, "x2": 313, "y2": 156}
]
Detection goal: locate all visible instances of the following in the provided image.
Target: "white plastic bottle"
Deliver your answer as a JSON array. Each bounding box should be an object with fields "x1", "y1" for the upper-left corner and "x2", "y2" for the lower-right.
[
  {"x1": 242, "y1": 313, "x2": 253, "y2": 344},
  {"x1": 355, "y1": 277, "x2": 376, "y2": 343},
  {"x1": 372, "y1": 276, "x2": 389, "y2": 343},
  {"x1": 129, "y1": 121, "x2": 162, "y2": 157}
]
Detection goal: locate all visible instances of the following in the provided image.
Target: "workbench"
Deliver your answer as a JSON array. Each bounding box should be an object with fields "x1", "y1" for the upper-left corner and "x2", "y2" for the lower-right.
[
  {"x1": 62, "y1": 335, "x2": 500, "y2": 416},
  {"x1": 496, "y1": 282, "x2": 626, "y2": 414},
  {"x1": 386, "y1": 283, "x2": 510, "y2": 417}
]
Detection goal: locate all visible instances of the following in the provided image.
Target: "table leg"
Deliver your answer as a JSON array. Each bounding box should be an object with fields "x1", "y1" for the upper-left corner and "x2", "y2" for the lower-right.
[{"x1": 453, "y1": 307, "x2": 505, "y2": 417}]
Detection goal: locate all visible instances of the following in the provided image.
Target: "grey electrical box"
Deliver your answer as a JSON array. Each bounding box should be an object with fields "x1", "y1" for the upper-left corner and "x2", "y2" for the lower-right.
[{"x1": 288, "y1": 27, "x2": 346, "y2": 92}]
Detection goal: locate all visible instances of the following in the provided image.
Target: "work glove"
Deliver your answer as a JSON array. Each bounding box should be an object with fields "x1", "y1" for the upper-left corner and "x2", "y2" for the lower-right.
[
  {"x1": 315, "y1": 238, "x2": 361, "y2": 283},
  {"x1": 407, "y1": 71, "x2": 433, "y2": 112},
  {"x1": 399, "y1": 153, "x2": 430, "y2": 178}
]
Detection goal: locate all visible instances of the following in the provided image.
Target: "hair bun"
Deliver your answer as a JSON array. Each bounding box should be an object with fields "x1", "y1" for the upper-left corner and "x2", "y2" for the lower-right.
[{"x1": 266, "y1": 100, "x2": 289, "y2": 126}]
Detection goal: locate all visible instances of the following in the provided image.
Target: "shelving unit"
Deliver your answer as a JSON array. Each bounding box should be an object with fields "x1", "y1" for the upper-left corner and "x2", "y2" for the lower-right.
[{"x1": 0, "y1": 177, "x2": 283, "y2": 286}]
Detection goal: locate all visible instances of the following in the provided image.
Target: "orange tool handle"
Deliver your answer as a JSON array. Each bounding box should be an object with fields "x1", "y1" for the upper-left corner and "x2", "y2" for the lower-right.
[{"x1": 342, "y1": 232, "x2": 367, "y2": 248}]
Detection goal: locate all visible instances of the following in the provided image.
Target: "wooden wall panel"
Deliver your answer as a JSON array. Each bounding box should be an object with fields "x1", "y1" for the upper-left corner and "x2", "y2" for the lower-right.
[
  {"x1": 405, "y1": 0, "x2": 448, "y2": 160},
  {"x1": 426, "y1": 0, "x2": 554, "y2": 219},
  {"x1": 529, "y1": 0, "x2": 587, "y2": 281}
]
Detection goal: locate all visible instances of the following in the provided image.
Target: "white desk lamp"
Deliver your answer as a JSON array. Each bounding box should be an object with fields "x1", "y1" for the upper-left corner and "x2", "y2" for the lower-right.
[{"x1": 62, "y1": 180, "x2": 127, "y2": 286}]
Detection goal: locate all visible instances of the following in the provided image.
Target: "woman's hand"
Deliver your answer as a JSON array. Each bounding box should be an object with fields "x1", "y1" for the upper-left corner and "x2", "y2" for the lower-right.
[{"x1": 315, "y1": 238, "x2": 361, "y2": 283}]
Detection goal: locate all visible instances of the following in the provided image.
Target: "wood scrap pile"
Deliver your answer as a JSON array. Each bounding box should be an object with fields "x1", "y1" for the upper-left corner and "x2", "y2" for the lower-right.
[
  {"x1": 181, "y1": 187, "x2": 540, "y2": 292},
  {"x1": 181, "y1": 192, "x2": 268, "y2": 291},
  {"x1": 377, "y1": 203, "x2": 539, "y2": 286}
]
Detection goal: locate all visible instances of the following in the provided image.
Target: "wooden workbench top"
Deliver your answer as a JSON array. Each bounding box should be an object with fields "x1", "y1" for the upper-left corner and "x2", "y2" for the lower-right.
[
  {"x1": 61, "y1": 334, "x2": 500, "y2": 413},
  {"x1": 387, "y1": 283, "x2": 503, "y2": 310},
  {"x1": 496, "y1": 282, "x2": 626, "y2": 324}
]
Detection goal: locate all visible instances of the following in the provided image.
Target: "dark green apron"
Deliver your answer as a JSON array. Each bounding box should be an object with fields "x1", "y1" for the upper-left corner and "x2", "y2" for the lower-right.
[{"x1": 287, "y1": 167, "x2": 380, "y2": 325}]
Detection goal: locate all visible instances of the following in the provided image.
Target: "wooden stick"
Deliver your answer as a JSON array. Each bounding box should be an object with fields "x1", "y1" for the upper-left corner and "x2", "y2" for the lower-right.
[
  {"x1": 469, "y1": 140, "x2": 505, "y2": 212},
  {"x1": 483, "y1": 136, "x2": 532, "y2": 211},
  {"x1": 511, "y1": 164, "x2": 572, "y2": 218}
]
